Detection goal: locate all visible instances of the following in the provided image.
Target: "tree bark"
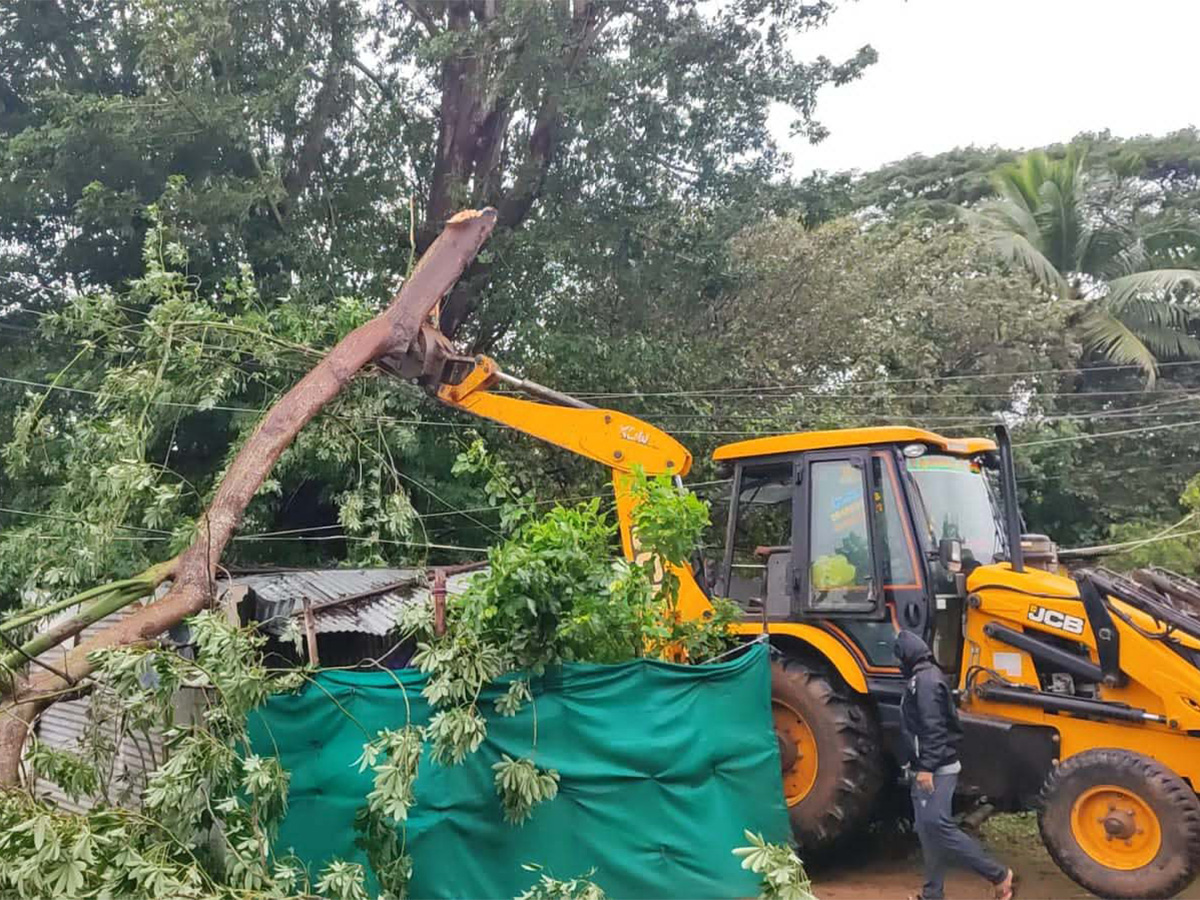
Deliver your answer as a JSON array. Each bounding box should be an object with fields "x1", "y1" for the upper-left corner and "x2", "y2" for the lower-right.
[
  {"x1": 0, "y1": 208, "x2": 497, "y2": 786},
  {"x1": 282, "y1": 0, "x2": 348, "y2": 206},
  {"x1": 422, "y1": 1, "x2": 485, "y2": 249},
  {"x1": 418, "y1": 1, "x2": 609, "y2": 339}
]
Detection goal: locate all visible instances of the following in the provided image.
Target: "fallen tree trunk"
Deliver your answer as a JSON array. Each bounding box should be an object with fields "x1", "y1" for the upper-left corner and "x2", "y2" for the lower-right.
[{"x1": 0, "y1": 208, "x2": 497, "y2": 785}]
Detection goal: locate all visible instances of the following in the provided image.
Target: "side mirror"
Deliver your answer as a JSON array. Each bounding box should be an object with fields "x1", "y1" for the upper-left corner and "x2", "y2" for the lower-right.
[{"x1": 939, "y1": 537, "x2": 963, "y2": 574}]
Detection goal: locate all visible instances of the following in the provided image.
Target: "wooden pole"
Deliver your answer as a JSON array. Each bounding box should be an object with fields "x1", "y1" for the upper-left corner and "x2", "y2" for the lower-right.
[
  {"x1": 432, "y1": 568, "x2": 447, "y2": 637},
  {"x1": 222, "y1": 584, "x2": 249, "y2": 627},
  {"x1": 302, "y1": 598, "x2": 320, "y2": 667}
]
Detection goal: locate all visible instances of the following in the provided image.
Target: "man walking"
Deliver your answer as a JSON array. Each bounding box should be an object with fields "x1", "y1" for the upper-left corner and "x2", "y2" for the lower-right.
[{"x1": 895, "y1": 630, "x2": 1015, "y2": 900}]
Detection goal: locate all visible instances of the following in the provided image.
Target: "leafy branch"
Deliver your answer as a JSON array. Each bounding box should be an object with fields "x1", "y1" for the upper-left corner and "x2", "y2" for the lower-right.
[{"x1": 733, "y1": 830, "x2": 817, "y2": 900}]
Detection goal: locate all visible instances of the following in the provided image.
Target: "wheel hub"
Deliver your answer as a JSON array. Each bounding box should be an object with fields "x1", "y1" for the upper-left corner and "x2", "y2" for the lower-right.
[
  {"x1": 1070, "y1": 785, "x2": 1162, "y2": 871},
  {"x1": 777, "y1": 732, "x2": 798, "y2": 770},
  {"x1": 1101, "y1": 808, "x2": 1136, "y2": 841},
  {"x1": 771, "y1": 700, "x2": 819, "y2": 806}
]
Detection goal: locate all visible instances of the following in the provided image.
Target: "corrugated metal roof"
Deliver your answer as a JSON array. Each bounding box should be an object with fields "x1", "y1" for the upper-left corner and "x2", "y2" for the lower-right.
[
  {"x1": 221, "y1": 567, "x2": 480, "y2": 636},
  {"x1": 33, "y1": 690, "x2": 195, "y2": 813}
]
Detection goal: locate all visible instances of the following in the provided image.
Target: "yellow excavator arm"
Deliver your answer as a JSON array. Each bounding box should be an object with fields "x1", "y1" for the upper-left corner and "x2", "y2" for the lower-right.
[
  {"x1": 389, "y1": 327, "x2": 690, "y2": 557},
  {"x1": 436, "y1": 355, "x2": 694, "y2": 559},
  {"x1": 437, "y1": 355, "x2": 692, "y2": 477}
]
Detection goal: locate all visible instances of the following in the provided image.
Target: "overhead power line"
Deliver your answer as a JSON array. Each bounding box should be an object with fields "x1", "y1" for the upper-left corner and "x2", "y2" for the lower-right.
[
  {"x1": 0, "y1": 506, "x2": 172, "y2": 536},
  {"x1": 2, "y1": 371, "x2": 1192, "y2": 430},
  {"x1": 0, "y1": 374, "x2": 465, "y2": 428},
  {"x1": 7, "y1": 366, "x2": 1200, "y2": 437},
  {"x1": 643, "y1": 395, "x2": 1200, "y2": 425},
  {"x1": 1017, "y1": 459, "x2": 1199, "y2": 484},
  {"x1": 4, "y1": 377, "x2": 1200, "y2": 444},
  {"x1": 15, "y1": 531, "x2": 489, "y2": 554},
  {"x1": 17, "y1": 521, "x2": 1200, "y2": 562},
  {"x1": 1060, "y1": 525, "x2": 1200, "y2": 558},
  {"x1": 1015, "y1": 419, "x2": 1200, "y2": 447},
  {"x1": 570, "y1": 360, "x2": 1200, "y2": 399}
]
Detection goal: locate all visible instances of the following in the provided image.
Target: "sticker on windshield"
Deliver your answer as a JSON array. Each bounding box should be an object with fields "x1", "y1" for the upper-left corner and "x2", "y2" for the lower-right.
[{"x1": 906, "y1": 457, "x2": 980, "y2": 475}]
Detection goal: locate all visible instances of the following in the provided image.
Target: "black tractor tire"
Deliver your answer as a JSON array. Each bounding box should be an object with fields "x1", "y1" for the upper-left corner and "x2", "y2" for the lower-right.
[
  {"x1": 1038, "y1": 748, "x2": 1200, "y2": 899},
  {"x1": 770, "y1": 655, "x2": 885, "y2": 853}
]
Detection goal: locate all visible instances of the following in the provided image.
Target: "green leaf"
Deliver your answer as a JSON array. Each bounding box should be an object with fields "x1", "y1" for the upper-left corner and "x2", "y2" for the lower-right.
[
  {"x1": 1105, "y1": 269, "x2": 1200, "y2": 308},
  {"x1": 1077, "y1": 309, "x2": 1161, "y2": 384}
]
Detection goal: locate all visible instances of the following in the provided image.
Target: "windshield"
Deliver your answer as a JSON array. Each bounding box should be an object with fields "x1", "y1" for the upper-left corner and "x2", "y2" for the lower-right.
[{"x1": 905, "y1": 454, "x2": 1007, "y2": 565}]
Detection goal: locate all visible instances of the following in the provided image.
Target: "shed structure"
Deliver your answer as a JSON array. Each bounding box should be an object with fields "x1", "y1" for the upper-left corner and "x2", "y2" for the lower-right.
[{"x1": 27, "y1": 565, "x2": 481, "y2": 810}]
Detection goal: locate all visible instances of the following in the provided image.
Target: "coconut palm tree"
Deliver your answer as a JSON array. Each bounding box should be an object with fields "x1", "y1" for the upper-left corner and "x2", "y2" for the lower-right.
[{"x1": 967, "y1": 147, "x2": 1200, "y2": 383}]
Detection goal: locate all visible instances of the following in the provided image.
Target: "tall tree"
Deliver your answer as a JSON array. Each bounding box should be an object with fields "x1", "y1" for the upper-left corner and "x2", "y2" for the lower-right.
[
  {"x1": 0, "y1": 208, "x2": 497, "y2": 786},
  {"x1": 0, "y1": 0, "x2": 877, "y2": 343},
  {"x1": 0, "y1": 0, "x2": 877, "y2": 591},
  {"x1": 968, "y1": 148, "x2": 1200, "y2": 381}
]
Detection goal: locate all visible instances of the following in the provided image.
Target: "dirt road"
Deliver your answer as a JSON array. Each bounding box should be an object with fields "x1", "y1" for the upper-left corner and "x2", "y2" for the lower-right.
[{"x1": 811, "y1": 815, "x2": 1200, "y2": 900}]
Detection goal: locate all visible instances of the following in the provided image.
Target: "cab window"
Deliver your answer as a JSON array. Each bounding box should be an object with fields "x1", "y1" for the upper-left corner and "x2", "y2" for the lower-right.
[
  {"x1": 905, "y1": 454, "x2": 1005, "y2": 566},
  {"x1": 727, "y1": 463, "x2": 793, "y2": 608},
  {"x1": 806, "y1": 460, "x2": 876, "y2": 612},
  {"x1": 871, "y1": 454, "x2": 919, "y2": 587}
]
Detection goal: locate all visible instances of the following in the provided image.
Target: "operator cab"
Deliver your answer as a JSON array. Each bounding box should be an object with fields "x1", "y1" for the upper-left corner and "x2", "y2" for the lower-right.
[{"x1": 712, "y1": 427, "x2": 1013, "y2": 672}]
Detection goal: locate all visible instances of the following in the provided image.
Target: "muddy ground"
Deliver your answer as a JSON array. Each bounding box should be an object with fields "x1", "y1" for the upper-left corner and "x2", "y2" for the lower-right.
[{"x1": 810, "y1": 814, "x2": 1200, "y2": 900}]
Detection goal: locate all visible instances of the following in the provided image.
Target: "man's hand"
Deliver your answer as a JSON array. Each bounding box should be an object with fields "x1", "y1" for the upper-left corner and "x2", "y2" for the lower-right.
[{"x1": 916, "y1": 771, "x2": 935, "y2": 794}]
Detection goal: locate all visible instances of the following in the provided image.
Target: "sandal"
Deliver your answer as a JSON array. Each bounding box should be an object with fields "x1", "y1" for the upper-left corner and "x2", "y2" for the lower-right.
[{"x1": 994, "y1": 868, "x2": 1017, "y2": 900}]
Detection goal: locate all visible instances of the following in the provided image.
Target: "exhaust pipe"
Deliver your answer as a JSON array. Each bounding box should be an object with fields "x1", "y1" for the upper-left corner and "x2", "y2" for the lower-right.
[{"x1": 995, "y1": 425, "x2": 1024, "y2": 573}]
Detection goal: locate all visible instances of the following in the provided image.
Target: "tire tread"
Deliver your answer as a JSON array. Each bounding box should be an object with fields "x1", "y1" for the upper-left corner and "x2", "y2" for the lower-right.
[
  {"x1": 774, "y1": 656, "x2": 885, "y2": 851},
  {"x1": 1038, "y1": 748, "x2": 1200, "y2": 899}
]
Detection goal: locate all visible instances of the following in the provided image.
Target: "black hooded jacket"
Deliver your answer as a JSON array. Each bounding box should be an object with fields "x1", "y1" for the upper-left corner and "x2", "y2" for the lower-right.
[{"x1": 896, "y1": 630, "x2": 963, "y2": 773}]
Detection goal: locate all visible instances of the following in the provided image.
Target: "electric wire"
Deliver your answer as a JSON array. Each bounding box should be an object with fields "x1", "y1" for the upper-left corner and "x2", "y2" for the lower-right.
[
  {"x1": 569, "y1": 360, "x2": 1200, "y2": 399},
  {"x1": 11, "y1": 531, "x2": 490, "y2": 554},
  {"x1": 5, "y1": 372, "x2": 1200, "y2": 425},
  {"x1": 11, "y1": 369, "x2": 1200, "y2": 443},
  {"x1": 12, "y1": 521, "x2": 1200, "y2": 559},
  {"x1": 10, "y1": 296, "x2": 1199, "y2": 392},
  {"x1": 5, "y1": 373, "x2": 1200, "y2": 433},
  {"x1": 1016, "y1": 418, "x2": 1200, "y2": 447},
  {"x1": 0, "y1": 480, "x2": 739, "y2": 542}
]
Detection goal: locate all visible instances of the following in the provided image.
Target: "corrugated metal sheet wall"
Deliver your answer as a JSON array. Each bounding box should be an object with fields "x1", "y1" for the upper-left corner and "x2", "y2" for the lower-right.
[{"x1": 29, "y1": 594, "x2": 185, "y2": 812}]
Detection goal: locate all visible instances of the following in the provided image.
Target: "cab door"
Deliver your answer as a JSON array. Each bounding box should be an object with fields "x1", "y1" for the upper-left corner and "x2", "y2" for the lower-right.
[
  {"x1": 718, "y1": 457, "x2": 797, "y2": 619},
  {"x1": 793, "y1": 451, "x2": 888, "y2": 620}
]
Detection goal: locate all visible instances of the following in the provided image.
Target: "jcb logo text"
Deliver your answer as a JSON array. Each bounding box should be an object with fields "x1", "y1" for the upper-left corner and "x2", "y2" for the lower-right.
[
  {"x1": 619, "y1": 425, "x2": 650, "y2": 445},
  {"x1": 1027, "y1": 605, "x2": 1085, "y2": 635}
]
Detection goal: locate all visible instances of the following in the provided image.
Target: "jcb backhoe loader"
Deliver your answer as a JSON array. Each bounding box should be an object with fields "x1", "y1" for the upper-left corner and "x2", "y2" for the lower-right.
[{"x1": 392, "y1": 327, "x2": 1200, "y2": 899}]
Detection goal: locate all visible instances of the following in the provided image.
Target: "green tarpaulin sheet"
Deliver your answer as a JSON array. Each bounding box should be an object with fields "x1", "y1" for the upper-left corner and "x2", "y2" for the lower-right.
[{"x1": 249, "y1": 643, "x2": 789, "y2": 899}]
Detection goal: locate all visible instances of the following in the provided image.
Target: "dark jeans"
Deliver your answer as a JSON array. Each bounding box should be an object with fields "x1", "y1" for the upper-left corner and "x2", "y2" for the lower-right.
[{"x1": 911, "y1": 771, "x2": 1007, "y2": 899}]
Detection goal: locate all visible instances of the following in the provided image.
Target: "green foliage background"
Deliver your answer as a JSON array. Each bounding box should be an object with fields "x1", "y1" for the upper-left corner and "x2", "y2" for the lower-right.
[{"x1": 2, "y1": 0, "x2": 1200, "y2": 613}]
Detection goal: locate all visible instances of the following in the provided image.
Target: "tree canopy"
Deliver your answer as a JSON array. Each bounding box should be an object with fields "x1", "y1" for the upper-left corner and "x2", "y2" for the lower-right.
[
  {"x1": 4, "y1": 9, "x2": 1200, "y2": 896},
  {"x1": 966, "y1": 147, "x2": 1200, "y2": 380},
  {"x1": 0, "y1": 0, "x2": 877, "y2": 591},
  {"x1": 2, "y1": 1, "x2": 1199, "y2": 602}
]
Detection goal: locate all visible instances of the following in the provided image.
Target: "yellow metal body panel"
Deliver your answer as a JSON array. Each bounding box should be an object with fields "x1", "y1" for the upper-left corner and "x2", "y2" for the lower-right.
[
  {"x1": 674, "y1": 566, "x2": 870, "y2": 694},
  {"x1": 440, "y1": 386, "x2": 692, "y2": 478},
  {"x1": 961, "y1": 563, "x2": 1200, "y2": 785},
  {"x1": 735, "y1": 620, "x2": 871, "y2": 693},
  {"x1": 713, "y1": 426, "x2": 995, "y2": 461}
]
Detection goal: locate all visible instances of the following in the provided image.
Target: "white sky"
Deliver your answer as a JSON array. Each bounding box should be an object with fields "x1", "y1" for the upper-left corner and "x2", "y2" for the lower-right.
[{"x1": 774, "y1": 0, "x2": 1200, "y2": 176}]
